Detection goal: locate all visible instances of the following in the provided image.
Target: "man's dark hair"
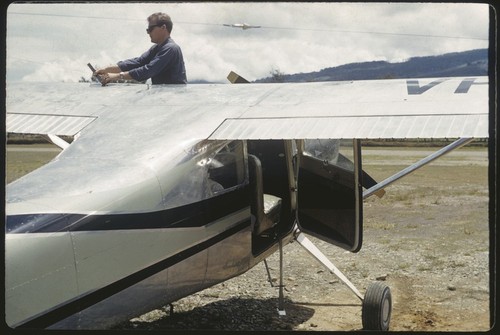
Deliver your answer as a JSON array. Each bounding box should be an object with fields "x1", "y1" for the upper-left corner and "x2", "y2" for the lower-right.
[{"x1": 148, "y1": 12, "x2": 173, "y2": 33}]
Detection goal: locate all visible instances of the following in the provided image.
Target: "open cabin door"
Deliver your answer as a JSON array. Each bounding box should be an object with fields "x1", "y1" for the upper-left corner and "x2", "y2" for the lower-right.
[{"x1": 297, "y1": 139, "x2": 363, "y2": 252}]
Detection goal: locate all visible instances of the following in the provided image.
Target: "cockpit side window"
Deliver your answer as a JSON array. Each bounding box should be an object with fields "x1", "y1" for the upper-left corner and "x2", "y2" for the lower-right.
[
  {"x1": 304, "y1": 139, "x2": 354, "y2": 171},
  {"x1": 207, "y1": 141, "x2": 246, "y2": 194},
  {"x1": 162, "y1": 141, "x2": 247, "y2": 209}
]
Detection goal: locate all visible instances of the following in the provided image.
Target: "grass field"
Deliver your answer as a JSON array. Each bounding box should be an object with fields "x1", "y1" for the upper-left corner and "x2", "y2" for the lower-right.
[{"x1": 6, "y1": 144, "x2": 61, "y2": 183}]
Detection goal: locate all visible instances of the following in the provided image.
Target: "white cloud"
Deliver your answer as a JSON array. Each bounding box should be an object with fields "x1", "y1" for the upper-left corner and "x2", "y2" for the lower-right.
[
  {"x1": 21, "y1": 55, "x2": 91, "y2": 82},
  {"x1": 6, "y1": 2, "x2": 490, "y2": 83}
]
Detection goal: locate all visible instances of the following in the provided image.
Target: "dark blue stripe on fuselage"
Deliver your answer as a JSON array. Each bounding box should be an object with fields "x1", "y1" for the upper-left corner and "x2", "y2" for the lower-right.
[{"x1": 6, "y1": 186, "x2": 250, "y2": 233}]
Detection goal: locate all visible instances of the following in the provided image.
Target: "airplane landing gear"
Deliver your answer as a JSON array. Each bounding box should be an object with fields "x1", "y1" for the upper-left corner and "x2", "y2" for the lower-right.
[
  {"x1": 294, "y1": 230, "x2": 392, "y2": 331},
  {"x1": 263, "y1": 238, "x2": 287, "y2": 316},
  {"x1": 362, "y1": 281, "x2": 392, "y2": 331}
]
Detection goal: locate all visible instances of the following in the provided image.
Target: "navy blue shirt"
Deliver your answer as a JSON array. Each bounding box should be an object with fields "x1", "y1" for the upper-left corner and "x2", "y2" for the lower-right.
[{"x1": 118, "y1": 37, "x2": 187, "y2": 84}]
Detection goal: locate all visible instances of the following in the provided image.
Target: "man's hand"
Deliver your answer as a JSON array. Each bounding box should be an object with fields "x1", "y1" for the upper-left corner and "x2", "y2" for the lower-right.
[
  {"x1": 95, "y1": 70, "x2": 119, "y2": 86},
  {"x1": 94, "y1": 69, "x2": 108, "y2": 86}
]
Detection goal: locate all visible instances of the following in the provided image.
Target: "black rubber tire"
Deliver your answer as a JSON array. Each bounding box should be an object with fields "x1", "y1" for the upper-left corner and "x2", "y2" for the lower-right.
[{"x1": 362, "y1": 281, "x2": 392, "y2": 331}]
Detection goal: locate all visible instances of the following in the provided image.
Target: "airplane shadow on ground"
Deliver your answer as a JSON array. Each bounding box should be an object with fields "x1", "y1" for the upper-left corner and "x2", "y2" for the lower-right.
[{"x1": 118, "y1": 297, "x2": 315, "y2": 331}]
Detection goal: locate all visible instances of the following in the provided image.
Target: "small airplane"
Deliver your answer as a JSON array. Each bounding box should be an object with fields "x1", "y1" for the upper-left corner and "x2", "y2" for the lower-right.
[
  {"x1": 223, "y1": 23, "x2": 261, "y2": 30},
  {"x1": 5, "y1": 72, "x2": 488, "y2": 330}
]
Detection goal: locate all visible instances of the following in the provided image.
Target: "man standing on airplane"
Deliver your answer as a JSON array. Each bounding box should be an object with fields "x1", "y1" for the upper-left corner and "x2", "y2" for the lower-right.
[{"x1": 96, "y1": 12, "x2": 187, "y2": 85}]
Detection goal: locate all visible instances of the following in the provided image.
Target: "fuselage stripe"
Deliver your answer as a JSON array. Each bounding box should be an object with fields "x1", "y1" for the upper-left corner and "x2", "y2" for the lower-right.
[{"x1": 7, "y1": 187, "x2": 249, "y2": 233}]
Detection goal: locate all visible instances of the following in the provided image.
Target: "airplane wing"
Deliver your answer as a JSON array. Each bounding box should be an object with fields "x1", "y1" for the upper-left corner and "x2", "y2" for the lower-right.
[
  {"x1": 5, "y1": 82, "x2": 110, "y2": 136},
  {"x1": 208, "y1": 77, "x2": 489, "y2": 140},
  {"x1": 6, "y1": 77, "x2": 488, "y2": 140}
]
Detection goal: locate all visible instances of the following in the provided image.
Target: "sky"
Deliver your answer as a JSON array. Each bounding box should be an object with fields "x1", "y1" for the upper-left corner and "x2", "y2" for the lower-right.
[{"x1": 5, "y1": 2, "x2": 490, "y2": 83}]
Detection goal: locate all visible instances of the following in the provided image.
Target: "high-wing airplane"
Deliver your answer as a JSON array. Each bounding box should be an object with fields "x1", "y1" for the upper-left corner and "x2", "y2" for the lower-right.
[
  {"x1": 5, "y1": 75, "x2": 488, "y2": 331},
  {"x1": 223, "y1": 23, "x2": 262, "y2": 30}
]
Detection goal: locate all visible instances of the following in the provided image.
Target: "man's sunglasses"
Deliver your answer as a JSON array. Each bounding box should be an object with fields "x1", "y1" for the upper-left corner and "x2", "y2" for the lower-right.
[{"x1": 146, "y1": 23, "x2": 165, "y2": 34}]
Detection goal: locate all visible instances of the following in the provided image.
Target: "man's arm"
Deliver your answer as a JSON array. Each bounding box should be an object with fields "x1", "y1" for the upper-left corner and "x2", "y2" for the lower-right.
[
  {"x1": 95, "y1": 65, "x2": 121, "y2": 74},
  {"x1": 95, "y1": 65, "x2": 121, "y2": 75},
  {"x1": 123, "y1": 42, "x2": 183, "y2": 83}
]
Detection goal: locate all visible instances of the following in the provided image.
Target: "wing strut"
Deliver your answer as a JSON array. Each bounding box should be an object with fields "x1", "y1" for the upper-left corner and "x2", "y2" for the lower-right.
[
  {"x1": 363, "y1": 137, "x2": 474, "y2": 199},
  {"x1": 46, "y1": 134, "x2": 70, "y2": 150},
  {"x1": 295, "y1": 231, "x2": 364, "y2": 300}
]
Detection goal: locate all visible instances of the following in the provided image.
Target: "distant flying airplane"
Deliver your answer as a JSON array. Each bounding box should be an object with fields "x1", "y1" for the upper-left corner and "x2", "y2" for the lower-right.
[
  {"x1": 5, "y1": 73, "x2": 488, "y2": 331},
  {"x1": 223, "y1": 23, "x2": 261, "y2": 30}
]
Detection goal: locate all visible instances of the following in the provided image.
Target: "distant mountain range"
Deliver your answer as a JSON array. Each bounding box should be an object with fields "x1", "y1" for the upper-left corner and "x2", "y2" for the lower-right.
[{"x1": 254, "y1": 48, "x2": 488, "y2": 83}]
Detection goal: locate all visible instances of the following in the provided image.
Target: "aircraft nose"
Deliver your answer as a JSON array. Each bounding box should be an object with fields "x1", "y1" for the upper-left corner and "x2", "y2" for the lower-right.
[{"x1": 5, "y1": 218, "x2": 79, "y2": 328}]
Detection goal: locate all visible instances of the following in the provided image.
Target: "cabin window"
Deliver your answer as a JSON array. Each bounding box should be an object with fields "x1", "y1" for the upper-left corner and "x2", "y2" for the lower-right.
[
  {"x1": 162, "y1": 140, "x2": 247, "y2": 209},
  {"x1": 304, "y1": 139, "x2": 354, "y2": 171},
  {"x1": 207, "y1": 141, "x2": 246, "y2": 194}
]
